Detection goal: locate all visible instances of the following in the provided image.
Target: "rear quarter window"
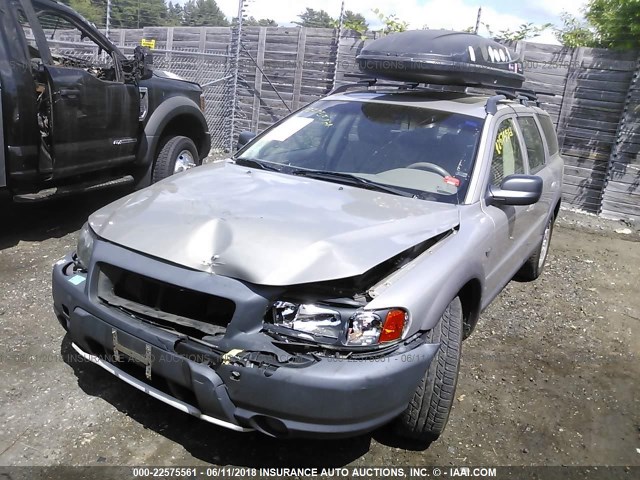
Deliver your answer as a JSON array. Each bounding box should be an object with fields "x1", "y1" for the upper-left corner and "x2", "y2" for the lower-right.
[{"x1": 536, "y1": 114, "x2": 559, "y2": 156}]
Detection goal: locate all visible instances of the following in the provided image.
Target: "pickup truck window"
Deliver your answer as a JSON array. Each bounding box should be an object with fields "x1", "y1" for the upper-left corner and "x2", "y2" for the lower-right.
[
  {"x1": 517, "y1": 116, "x2": 546, "y2": 172},
  {"x1": 17, "y1": 6, "x2": 117, "y2": 82},
  {"x1": 490, "y1": 118, "x2": 525, "y2": 185}
]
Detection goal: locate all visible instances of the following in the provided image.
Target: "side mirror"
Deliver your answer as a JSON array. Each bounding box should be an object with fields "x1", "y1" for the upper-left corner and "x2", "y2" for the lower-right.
[
  {"x1": 236, "y1": 131, "x2": 256, "y2": 151},
  {"x1": 488, "y1": 174, "x2": 542, "y2": 206},
  {"x1": 133, "y1": 46, "x2": 154, "y2": 80}
]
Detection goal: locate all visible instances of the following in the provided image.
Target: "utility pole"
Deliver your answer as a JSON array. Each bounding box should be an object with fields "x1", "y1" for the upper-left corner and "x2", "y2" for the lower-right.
[
  {"x1": 106, "y1": 0, "x2": 111, "y2": 39},
  {"x1": 331, "y1": 0, "x2": 345, "y2": 91},
  {"x1": 228, "y1": 0, "x2": 245, "y2": 151},
  {"x1": 474, "y1": 6, "x2": 482, "y2": 34}
]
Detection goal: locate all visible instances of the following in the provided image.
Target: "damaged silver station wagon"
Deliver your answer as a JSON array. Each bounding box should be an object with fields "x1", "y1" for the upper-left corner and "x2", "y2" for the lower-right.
[{"x1": 52, "y1": 31, "x2": 563, "y2": 442}]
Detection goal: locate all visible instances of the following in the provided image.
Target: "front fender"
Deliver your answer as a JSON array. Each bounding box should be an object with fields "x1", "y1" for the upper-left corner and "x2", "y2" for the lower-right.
[
  {"x1": 134, "y1": 96, "x2": 209, "y2": 188},
  {"x1": 367, "y1": 231, "x2": 486, "y2": 334}
]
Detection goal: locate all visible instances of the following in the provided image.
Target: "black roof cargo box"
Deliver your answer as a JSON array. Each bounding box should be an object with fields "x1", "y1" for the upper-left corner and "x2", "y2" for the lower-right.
[{"x1": 356, "y1": 30, "x2": 525, "y2": 88}]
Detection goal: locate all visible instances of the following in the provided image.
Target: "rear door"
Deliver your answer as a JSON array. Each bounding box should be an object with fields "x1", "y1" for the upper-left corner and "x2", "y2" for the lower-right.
[
  {"x1": 516, "y1": 114, "x2": 556, "y2": 241},
  {"x1": 18, "y1": 2, "x2": 139, "y2": 179}
]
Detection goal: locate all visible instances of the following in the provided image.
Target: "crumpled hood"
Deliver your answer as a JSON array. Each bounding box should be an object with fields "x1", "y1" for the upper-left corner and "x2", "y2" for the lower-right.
[{"x1": 89, "y1": 162, "x2": 460, "y2": 285}]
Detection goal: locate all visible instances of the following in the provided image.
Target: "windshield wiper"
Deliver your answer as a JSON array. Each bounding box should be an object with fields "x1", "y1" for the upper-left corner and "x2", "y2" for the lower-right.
[
  {"x1": 234, "y1": 157, "x2": 281, "y2": 171},
  {"x1": 291, "y1": 169, "x2": 419, "y2": 198}
]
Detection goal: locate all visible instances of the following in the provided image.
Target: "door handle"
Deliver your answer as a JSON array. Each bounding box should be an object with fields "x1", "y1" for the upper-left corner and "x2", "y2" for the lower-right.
[{"x1": 59, "y1": 88, "x2": 80, "y2": 98}]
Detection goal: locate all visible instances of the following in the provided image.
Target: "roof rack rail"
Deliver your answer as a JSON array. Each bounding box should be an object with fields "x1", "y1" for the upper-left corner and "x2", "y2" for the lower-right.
[
  {"x1": 330, "y1": 77, "x2": 555, "y2": 113},
  {"x1": 485, "y1": 95, "x2": 507, "y2": 115},
  {"x1": 329, "y1": 79, "x2": 421, "y2": 95},
  {"x1": 330, "y1": 79, "x2": 480, "y2": 96}
]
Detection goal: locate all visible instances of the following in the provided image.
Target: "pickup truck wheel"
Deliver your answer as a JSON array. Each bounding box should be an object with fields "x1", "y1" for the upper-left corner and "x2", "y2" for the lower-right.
[
  {"x1": 515, "y1": 213, "x2": 554, "y2": 281},
  {"x1": 152, "y1": 136, "x2": 199, "y2": 183},
  {"x1": 395, "y1": 296, "x2": 463, "y2": 442}
]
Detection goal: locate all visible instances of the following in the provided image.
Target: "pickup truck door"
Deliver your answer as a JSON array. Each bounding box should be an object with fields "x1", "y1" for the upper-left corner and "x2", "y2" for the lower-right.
[
  {"x1": 43, "y1": 64, "x2": 139, "y2": 178},
  {"x1": 481, "y1": 116, "x2": 538, "y2": 300},
  {"x1": 19, "y1": 1, "x2": 139, "y2": 179}
]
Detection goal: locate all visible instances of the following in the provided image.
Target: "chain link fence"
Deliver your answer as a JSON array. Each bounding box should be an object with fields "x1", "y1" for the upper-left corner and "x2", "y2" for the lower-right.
[
  {"x1": 123, "y1": 46, "x2": 234, "y2": 154},
  {"x1": 43, "y1": 37, "x2": 235, "y2": 155}
]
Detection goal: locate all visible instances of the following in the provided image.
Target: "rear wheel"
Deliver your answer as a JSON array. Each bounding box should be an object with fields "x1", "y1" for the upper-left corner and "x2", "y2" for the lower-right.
[
  {"x1": 515, "y1": 213, "x2": 554, "y2": 281},
  {"x1": 152, "y1": 136, "x2": 199, "y2": 183},
  {"x1": 395, "y1": 296, "x2": 463, "y2": 441}
]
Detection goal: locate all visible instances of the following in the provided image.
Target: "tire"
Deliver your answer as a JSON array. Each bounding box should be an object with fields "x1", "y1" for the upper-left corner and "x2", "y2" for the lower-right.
[
  {"x1": 152, "y1": 136, "x2": 199, "y2": 183},
  {"x1": 515, "y1": 213, "x2": 554, "y2": 282},
  {"x1": 395, "y1": 296, "x2": 463, "y2": 442}
]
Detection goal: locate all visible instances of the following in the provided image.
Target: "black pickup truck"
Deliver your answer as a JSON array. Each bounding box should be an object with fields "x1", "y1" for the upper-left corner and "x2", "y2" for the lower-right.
[{"x1": 0, "y1": 0, "x2": 211, "y2": 200}]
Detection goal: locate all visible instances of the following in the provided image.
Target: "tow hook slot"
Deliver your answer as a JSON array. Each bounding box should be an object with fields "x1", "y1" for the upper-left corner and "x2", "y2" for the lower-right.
[{"x1": 112, "y1": 329, "x2": 153, "y2": 380}]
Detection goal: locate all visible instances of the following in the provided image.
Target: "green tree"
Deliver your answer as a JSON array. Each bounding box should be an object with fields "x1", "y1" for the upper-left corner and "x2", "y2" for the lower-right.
[
  {"x1": 339, "y1": 10, "x2": 368, "y2": 39},
  {"x1": 166, "y1": 1, "x2": 184, "y2": 26},
  {"x1": 554, "y1": 12, "x2": 597, "y2": 47},
  {"x1": 585, "y1": 0, "x2": 640, "y2": 49},
  {"x1": 372, "y1": 8, "x2": 409, "y2": 34},
  {"x1": 66, "y1": 0, "x2": 104, "y2": 25},
  {"x1": 233, "y1": 16, "x2": 277, "y2": 27},
  {"x1": 492, "y1": 22, "x2": 553, "y2": 41},
  {"x1": 182, "y1": 0, "x2": 228, "y2": 26},
  {"x1": 294, "y1": 8, "x2": 335, "y2": 28},
  {"x1": 342, "y1": 10, "x2": 368, "y2": 32}
]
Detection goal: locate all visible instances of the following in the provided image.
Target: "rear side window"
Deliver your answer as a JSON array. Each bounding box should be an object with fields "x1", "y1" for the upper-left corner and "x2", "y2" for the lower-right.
[
  {"x1": 517, "y1": 117, "x2": 546, "y2": 172},
  {"x1": 490, "y1": 118, "x2": 525, "y2": 186},
  {"x1": 536, "y1": 114, "x2": 559, "y2": 156}
]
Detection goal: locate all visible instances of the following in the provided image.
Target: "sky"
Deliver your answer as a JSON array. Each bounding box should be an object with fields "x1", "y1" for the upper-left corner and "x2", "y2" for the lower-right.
[{"x1": 213, "y1": 0, "x2": 589, "y2": 45}]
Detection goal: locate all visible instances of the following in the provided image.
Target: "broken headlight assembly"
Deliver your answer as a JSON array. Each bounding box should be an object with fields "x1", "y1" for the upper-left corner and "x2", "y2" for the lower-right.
[
  {"x1": 269, "y1": 301, "x2": 408, "y2": 347},
  {"x1": 76, "y1": 222, "x2": 96, "y2": 269}
]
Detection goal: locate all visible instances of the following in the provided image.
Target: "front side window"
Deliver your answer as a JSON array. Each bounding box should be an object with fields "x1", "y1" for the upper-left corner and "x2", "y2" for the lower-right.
[
  {"x1": 490, "y1": 118, "x2": 525, "y2": 186},
  {"x1": 237, "y1": 100, "x2": 483, "y2": 204},
  {"x1": 517, "y1": 117, "x2": 546, "y2": 172},
  {"x1": 18, "y1": 7, "x2": 118, "y2": 81}
]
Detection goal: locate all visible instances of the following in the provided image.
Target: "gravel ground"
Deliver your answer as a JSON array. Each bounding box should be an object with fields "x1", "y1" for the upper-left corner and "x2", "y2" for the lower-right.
[{"x1": 0, "y1": 189, "x2": 639, "y2": 470}]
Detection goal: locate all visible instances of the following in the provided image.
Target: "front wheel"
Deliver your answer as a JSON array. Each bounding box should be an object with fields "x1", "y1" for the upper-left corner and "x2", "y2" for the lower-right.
[
  {"x1": 515, "y1": 213, "x2": 554, "y2": 281},
  {"x1": 395, "y1": 296, "x2": 463, "y2": 442},
  {"x1": 152, "y1": 136, "x2": 199, "y2": 183}
]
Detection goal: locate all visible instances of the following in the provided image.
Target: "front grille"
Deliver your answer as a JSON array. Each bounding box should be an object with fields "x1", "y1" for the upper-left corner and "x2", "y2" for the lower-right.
[{"x1": 98, "y1": 264, "x2": 235, "y2": 336}]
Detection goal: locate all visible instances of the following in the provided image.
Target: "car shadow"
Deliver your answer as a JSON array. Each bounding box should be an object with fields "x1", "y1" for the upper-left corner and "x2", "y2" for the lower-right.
[
  {"x1": 0, "y1": 186, "x2": 133, "y2": 251},
  {"x1": 61, "y1": 335, "x2": 378, "y2": 466}
]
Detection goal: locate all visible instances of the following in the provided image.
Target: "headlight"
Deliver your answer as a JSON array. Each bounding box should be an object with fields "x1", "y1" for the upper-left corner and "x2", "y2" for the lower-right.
[
  {"x1": 269, "y1": 301, "x2": 408, "y2": 347},
  {"x1": 272, "y1": 302, "x2": 343, "y2": 341},
  {"x1": 76, "y1": 222, "x2": 96, "y2": 269},
  {"x1": 347, "y1": 309, "x2": 408, "y2": 346}
]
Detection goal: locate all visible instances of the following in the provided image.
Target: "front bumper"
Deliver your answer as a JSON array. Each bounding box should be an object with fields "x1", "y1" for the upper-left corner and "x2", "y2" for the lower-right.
[{"x1": 52, "y1": 247, "x2": 438, "y2": 438}]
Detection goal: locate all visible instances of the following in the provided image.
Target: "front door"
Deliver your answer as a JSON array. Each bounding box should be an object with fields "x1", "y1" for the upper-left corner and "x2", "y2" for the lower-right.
[
  {"x1": 18, "y1": 0, "x2": 139, "y2": 179},
  {"x1": 43, "y1": 64, "x2": 139, "y2": 177}
]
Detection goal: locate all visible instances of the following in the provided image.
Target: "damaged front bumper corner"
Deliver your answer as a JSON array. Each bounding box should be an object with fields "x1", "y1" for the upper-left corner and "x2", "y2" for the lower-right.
[{"x1": 52, "y1": 252, "x2": 439, "y2": 439}]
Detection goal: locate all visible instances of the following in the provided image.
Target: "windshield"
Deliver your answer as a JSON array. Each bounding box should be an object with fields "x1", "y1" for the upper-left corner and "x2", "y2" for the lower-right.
[{"x1": 237, "y1": 99, "x2": 483, "y2": 204}]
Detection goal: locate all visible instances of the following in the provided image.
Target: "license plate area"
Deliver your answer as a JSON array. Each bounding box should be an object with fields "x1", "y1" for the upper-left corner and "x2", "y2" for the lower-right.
[{"x1": 112, "y1": 329, "x2": 153, "y2": 380}]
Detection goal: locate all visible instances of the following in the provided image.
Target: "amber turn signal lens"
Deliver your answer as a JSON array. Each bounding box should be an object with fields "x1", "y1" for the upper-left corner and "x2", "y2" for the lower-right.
[{"x1": 379, "y1": 309, "x2": 407, "y2": 343}]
